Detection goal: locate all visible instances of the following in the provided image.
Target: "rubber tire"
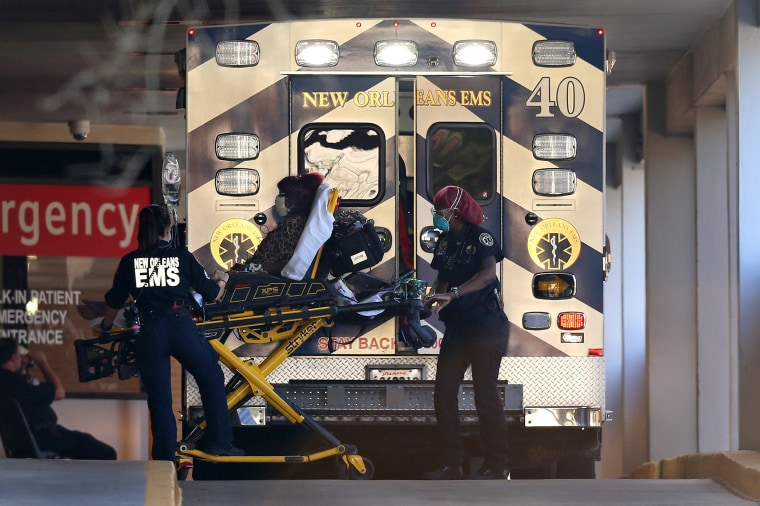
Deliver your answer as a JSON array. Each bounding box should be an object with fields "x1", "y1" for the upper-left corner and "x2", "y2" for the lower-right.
[
  {"x1": 176, "y1": 466, "x2": 191, "y2": 481},
  {"x1": 336, "y1": 456, "x2": 375, "y2": 480}
]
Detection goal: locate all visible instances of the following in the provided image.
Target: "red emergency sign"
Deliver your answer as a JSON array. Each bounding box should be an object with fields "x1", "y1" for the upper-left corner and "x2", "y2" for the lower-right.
[{"x1": 0, "y1": 184, "x2": 150, "y2": 258}]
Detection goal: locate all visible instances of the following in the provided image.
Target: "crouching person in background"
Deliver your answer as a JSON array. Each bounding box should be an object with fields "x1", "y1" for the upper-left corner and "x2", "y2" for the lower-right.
[{"x1": 0, "y1": 338, "x2": 117, "y2": 460}]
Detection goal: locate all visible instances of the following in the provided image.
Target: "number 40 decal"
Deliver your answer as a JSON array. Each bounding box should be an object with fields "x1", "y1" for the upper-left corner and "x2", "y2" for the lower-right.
[{"x1": 526, "y1": 76, "x2": 585, "y2": 118}]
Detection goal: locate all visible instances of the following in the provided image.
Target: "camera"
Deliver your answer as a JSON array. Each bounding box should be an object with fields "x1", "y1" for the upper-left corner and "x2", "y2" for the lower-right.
[{"x1": 67, "y1": 120, "x2": 90, "y2": 141}]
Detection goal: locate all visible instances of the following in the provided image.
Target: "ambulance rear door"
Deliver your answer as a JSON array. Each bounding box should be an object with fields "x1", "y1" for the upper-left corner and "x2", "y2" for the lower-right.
[
  {"x1": 290, "y1": 74, "x2": 400, "y2": 355},
  {"x1": 414, "y1": 75, "x2": 504, "y2": 351}
]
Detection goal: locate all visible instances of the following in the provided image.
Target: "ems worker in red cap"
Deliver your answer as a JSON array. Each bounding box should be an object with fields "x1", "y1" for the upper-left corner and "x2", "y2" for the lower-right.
[{"x1": 423, "y1": 185, "x2": 510, "y2": 480}]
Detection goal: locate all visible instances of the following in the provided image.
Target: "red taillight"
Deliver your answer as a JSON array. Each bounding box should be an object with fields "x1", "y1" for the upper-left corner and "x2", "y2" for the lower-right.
[
  {"x1": 588, "y1": 348, "x2": 604, "y2": 356},
  {"x1": 558, "y1": 312, "x2": 585, "y2": 330}
]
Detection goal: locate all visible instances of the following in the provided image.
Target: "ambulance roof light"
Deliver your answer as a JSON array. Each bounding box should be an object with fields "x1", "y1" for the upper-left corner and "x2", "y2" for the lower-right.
[
  {"x1": 453, "y1": 40, "x2": 497, "y2": 67},
  {"x1": 533, "y1": 168, "x2": 577, "y2": 196},
  {"x1": 374, "y1": 40, "x2": 418, "y2": 67},
  {"x1": 295, "y1": 40, "x2": 339, "y2": 67},
  {"x1": 532, "y1": 40, "x2": 576, "y2": 67},
  {"x1": 215, "y1": 133, "x2": 260, "y2": 161},
  {"x1": 532, "y1": 134, "x2": 577, "y2": 161},
  {"x1": 216, "y1": 40, "x2": 260, "y2": 67},
  {"x1": 215, "y1": 168, "x2": 260, "y2": 196}
]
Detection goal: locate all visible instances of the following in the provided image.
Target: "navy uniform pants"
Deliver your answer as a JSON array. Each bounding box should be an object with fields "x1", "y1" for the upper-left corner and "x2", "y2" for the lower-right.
[
  {"x1": 135, "y1": 316, "x2": 233, "y2": 461},
  {"x1": 35, "y1": 424, "x2": 117, "y2": 460},
  {"x1": 434, "y1": 310, "x2": 510, "y2": 470}
]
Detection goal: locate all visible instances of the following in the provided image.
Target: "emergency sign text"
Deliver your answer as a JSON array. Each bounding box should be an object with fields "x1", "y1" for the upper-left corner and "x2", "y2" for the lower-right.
[
  {"x1": 0, "y1": 184, "x2": 149, "y2": 257},
  {"x1": 2, "y1": 200, "x2": 138, "y2": 247}
]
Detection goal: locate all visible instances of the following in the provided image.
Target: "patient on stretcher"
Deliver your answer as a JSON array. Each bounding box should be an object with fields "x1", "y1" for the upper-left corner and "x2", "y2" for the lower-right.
[
  {"x1": 241, "y1": 172, "x2": 328, "y2": 277},
  {"x1": 209, "y1": 172, "x2": 392, "y2": 317}
]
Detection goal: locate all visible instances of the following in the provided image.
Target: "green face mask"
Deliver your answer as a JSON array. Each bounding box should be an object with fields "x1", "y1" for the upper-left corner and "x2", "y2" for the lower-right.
[
  {"x1": 433, "y1": 213, "x2": 450, "y2": 232},
  {"x1": 275, "y1": 194, "x2": 289, "y2": 217}
]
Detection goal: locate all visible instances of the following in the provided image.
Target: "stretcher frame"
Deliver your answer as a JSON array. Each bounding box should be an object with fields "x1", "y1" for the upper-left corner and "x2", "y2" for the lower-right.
[{"x1": 76, "y1": 188, "x2": 431, "y2": 479}]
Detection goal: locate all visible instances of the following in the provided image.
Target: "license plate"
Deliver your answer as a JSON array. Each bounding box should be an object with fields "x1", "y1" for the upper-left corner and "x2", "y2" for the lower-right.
[{"x1": 366, "y1": 366, "x2": 425, "y2": 381}]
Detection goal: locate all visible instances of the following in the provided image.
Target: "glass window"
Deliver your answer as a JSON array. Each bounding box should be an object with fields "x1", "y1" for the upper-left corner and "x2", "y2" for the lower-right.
[
  {"x1": 0, "y1": 142, "x2": 157, "y2": 184},
  {"x1": 427, "y1": 124, "x2": 495, "y2": 202},
  {"x1": 299, "y1": 124, "x2": 384, "y2": 206}
]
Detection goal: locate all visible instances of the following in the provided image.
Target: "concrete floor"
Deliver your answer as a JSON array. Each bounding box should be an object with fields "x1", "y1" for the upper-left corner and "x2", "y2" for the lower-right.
[
  {"x1": 0, "y1": 459, "x2": 757, "y2": 506},
  {"x1": 179, "y1": 479, "x2": 756, "y2": 506}
]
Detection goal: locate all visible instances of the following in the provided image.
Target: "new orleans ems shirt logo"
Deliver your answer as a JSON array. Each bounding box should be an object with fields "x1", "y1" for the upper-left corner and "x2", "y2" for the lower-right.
[
  {"x1": 210, "y1": 219, "x2": 263, "y2": 269},
  {"x1": 527, "y1": 218, "x2": 581, "y2": 270},
  {"x1": 134, "y1": 256, "x2": 180, "y2": 286}
]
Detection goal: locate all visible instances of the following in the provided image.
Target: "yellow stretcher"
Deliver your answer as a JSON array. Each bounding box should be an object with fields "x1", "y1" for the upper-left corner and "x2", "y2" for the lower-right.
[{"x1": 75, "y1": 188, "x2": 434, "y2": 480}]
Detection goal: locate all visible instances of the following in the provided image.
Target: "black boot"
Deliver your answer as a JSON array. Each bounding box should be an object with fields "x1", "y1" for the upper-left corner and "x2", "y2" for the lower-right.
[
  {"x1": 472, "y1": 464, "x2": 508, "y2": 480},
  {"x1": 424, "y1": 465, "x2": 464, "y2": 480}
]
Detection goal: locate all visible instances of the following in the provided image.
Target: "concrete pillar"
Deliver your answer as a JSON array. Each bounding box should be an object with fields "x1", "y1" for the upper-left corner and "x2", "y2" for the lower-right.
[
  {"x1": 619, "y1": 114, "x2": 648, "y2": 475},
  {"x1": 734, "y1": 0, "x2": 760, "y2": 451},
  {"x1": 603, "y1": 140, "x2": 624, "y2": 478},
  {"x1": 725, "y1": 71, "x2": 740, "y2": 452},
  {"x1": 645, "y1": 81, "x2": 698, "y2": 461},
  {"x1": 694, "y1": 105, "x2": 735, "y2": 452}
]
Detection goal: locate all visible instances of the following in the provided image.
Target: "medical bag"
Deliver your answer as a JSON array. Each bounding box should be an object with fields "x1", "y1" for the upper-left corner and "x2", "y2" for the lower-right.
[{"x1": 325, "y1": 210, "x2": 385, "y2": 276}]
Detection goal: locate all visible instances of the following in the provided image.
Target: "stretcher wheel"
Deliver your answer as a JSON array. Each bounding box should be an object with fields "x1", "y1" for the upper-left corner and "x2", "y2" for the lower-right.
[
  {"x1": 176, "y1": 466, "x2": 191, "y2": 481},
  {"x1": 336, "y1": 456, "x2": 374, "y2": 480},
  {"x1": 175, "y1": 456, "x2": 193, "y2": 481}
]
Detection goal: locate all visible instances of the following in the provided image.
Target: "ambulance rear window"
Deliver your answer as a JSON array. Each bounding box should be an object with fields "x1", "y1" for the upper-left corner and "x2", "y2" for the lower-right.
[
  {"x1": 299, "y1": 124, "x2": 385, "y2": 206},
  {"x1": 427, "y1": 124, "x2": 495, "y2": 203}
]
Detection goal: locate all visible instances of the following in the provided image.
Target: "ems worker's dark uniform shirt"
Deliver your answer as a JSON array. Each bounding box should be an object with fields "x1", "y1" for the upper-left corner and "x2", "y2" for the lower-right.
[
  {"x1": 0, "y1": 368, "x2": 57, "y2": 431},
  {"x1": 104, "y1": 241, "x2": 220, "y2": 314},
  {"x1": 430, "y1": 223, "x2": 505, "y2": 327}
]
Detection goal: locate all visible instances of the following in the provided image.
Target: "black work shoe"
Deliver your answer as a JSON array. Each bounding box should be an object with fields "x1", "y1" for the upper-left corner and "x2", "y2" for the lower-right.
[
  {"x1": 424, "y1": 465, "x2": 464, "y2": 480},
  {"x1": 472, "y1": 466, "x2": 508, "y2": 480},
  {"x1": 206, "y1": 444, "x2": 245, "y2": 457}
]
